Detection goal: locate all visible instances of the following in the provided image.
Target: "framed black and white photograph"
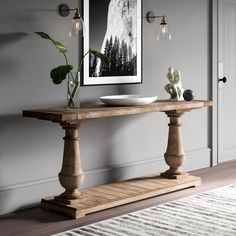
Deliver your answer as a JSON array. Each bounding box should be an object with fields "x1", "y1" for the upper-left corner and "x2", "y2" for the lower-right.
[{"x1": 83, "y1": 0, "x2": 142, "y2": 85}]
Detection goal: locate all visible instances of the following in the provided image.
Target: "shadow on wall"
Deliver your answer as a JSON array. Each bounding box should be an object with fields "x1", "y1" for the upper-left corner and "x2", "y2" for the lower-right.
[
  {"x1": 0, "y1": 33, "x2": 28, "y2": 74},
  {"x1": 105, "y1": 118, "x2": 131, "y2": 183},
  {"x1": 0, "y1": 33, "x2": 28, "y2": 46},
  {"x1": 80, "y1": 117, "x2": 132, "y2": 187},
  {"x1": 117, "y1": 83, "x2": 142, "y2": 95},
  {"x1": 0, "y1": 115, "x2": 29, "y2": 213},
  {"x1": 105, "y1": 115, "x2": 147, "y2": 183},
  {"x1": 0, "y1": 114, "x2": 62, "y2": 214},
  {"x1": 82, "y1": 115, "x2": 148, "y2": 187}
]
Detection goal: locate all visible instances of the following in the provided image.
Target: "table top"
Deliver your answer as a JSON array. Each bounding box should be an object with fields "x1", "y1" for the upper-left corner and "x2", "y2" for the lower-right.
[{"x1": 22, "y1": 100, "x2": 212, "y2": 124}]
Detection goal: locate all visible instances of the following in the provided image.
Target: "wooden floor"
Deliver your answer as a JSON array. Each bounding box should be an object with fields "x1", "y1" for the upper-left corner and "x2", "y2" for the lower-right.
[{"x1": 1, "y1": 161, "x2": 236, "y2": 236}]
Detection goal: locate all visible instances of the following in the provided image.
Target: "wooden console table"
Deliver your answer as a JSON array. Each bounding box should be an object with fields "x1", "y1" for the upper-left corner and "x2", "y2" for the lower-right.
[{"x1": 23, "y1": 100, "x2": 212, "y2": 218}]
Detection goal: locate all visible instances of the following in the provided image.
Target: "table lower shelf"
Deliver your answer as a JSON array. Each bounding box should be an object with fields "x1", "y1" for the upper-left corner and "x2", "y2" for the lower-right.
[{"x1": 41, "y1": 174, "x2": 201, "y2": 219}]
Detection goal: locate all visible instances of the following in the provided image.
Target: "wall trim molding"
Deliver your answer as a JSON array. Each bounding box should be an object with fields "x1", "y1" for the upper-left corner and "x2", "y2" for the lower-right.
[
  {"x1": 0, "y1": 177, "x2": 58, "y2": 193},
  {"x1": 211, "y1": 0, "x2": 219, "y2": 166},
  {"x1": 0, "y1": 148, "x2": 211, "y2": 193}
]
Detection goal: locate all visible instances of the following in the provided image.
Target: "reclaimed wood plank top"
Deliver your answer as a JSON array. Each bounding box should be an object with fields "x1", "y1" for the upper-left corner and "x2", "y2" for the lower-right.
[{"x1": 22, "y1": 100, "x2": 213, "y2": 123}]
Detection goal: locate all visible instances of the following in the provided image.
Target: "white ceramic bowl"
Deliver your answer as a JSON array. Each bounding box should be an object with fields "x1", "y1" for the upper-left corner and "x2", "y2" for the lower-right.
[{"x1": 100, "y1": 95, "x2": 158, "y2": 106}]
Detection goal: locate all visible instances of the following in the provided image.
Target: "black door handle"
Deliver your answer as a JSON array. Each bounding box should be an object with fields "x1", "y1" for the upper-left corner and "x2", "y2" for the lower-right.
[{"x1": 218, "y1": 77, "x2": 227, "y2": 83}]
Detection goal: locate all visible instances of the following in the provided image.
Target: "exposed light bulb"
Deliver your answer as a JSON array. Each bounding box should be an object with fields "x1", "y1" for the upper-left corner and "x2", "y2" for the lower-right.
[
  {"x1": 157, "y1": 16, "x2": 171, "y2": 40},
  {"x1": 69, "y1": 8, "x2": 86, "y2": 37},
  {"x1": 74, "y1": 20, "x2": 82, "y2": 30},
  {"x1": 161, "y1": 25, "x2": 167, "y2": 34}
]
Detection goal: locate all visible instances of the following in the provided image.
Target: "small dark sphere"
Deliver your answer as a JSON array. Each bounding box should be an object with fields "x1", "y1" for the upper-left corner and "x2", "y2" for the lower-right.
[{"x1": 183, "y1": 89, "x2": 194, "y2": 101}]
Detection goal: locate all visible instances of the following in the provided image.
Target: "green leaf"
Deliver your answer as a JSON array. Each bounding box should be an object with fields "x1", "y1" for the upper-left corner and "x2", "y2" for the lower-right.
[
  {"x1": 35, "y1": 32, "x2": 52, "y2": 40},
  {"x1": 50, "y1": 65, "x2": 73, "y2": 84},
  {"x1": 52, "y1": 41, "x2": 67, "y2": 53},
  {"x1": 34, "y1": 32, "x2": 67, "y2": 54},
  {"x1": 89, "y1": 49, "x2": 111, "y2": 68}
]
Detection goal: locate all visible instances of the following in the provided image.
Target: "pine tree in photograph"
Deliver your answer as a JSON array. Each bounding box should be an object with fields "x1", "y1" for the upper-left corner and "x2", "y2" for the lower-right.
[
  {"x1": 109, "y1": 36, "x2": 119, "y2": 76},
  {"x1": 89, "y1": 35, "x2": 137, "y2": 77},
  {"x1": 89, "y1": 54, "x2": 97, "y2": 77},
  {"x1": 99, "y1": 38, "x2": 111, "y2": 76},
  {"x1": 120, "y1": 40, "x2": 128, "y2": 74}
]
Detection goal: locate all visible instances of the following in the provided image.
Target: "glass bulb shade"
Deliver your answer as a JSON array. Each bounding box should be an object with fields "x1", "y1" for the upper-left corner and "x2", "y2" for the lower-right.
[
  {"x1": 69, "y1": 18, "x2": 86, "y2": 37},
  {"x1": 157, "y1": 24, "x2": 172, "y2": 40}
]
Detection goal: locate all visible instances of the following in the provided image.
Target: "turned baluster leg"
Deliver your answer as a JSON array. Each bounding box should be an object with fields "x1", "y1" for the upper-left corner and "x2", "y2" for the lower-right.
[
  {"x1": 161, "y1": 111, "x2": 188, "y2": 179},
  {"x1": 58, "y1": 124, "x2": 84, "y2": 200}
]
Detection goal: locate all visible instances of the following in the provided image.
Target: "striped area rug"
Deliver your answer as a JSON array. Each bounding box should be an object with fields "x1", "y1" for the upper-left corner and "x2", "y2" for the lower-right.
[{"x1": 54, "y1": 185, "x2": 236, "y2": 236}]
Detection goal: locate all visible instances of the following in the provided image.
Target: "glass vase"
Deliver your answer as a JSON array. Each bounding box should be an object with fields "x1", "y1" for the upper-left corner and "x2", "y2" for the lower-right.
[{"x1": 67, "y1": 72, "x2": 80, "y2": 109}]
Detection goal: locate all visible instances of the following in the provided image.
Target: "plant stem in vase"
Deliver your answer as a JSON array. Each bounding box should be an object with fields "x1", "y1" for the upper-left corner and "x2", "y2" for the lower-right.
[{"x1": 67, "y1": 72, "x2": 80, "y2": 109}]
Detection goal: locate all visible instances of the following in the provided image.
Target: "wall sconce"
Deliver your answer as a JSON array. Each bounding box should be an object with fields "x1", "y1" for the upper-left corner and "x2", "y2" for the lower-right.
[
  {"x1": 58, "y1": 4, "x2": 86, "y2": 37},
  {"x1": 146, "y1": 11, "x2": 172, "y2": 40}
]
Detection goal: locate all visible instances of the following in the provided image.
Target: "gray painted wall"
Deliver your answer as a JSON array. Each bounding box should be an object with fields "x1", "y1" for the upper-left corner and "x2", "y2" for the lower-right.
[{"x1": 0, "y1": 0, "x2": 211, "y2": 215}]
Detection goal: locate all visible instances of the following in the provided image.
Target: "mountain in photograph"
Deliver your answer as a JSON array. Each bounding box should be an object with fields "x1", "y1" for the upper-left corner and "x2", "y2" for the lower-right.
[{"x1": 90, "y1": 0, "x2": 137, "y2": 77}]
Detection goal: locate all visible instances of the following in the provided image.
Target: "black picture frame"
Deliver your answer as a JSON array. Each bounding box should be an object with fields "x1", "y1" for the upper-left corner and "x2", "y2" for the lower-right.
[{"x1": 83, "y1": 0, "x2": 142, "y2": 85}]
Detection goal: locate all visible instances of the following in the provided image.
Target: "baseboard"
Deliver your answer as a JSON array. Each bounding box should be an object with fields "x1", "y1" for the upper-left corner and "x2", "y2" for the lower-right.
[
  {"x1": 0, "y1": 148, "x2": 211, "y2": 215},
  {"x1": 219, "y1": 147, "x2": 236, "y2": 163}
]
